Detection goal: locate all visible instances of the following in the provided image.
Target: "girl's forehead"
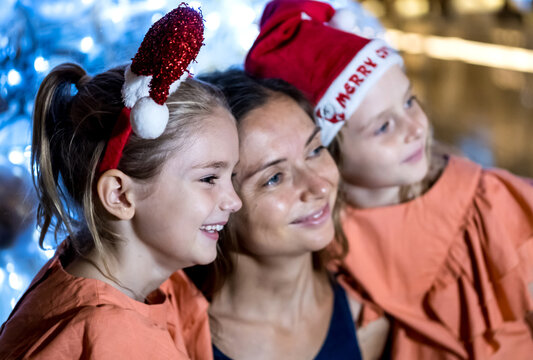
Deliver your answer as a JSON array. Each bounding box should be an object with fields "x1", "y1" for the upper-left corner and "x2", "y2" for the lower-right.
[
  {"x1": 166, "y1": 114, "x2": 238, "y2": 169},
  {"x1": 359, "y1": 69, "x2": 411, "y2": 112}
]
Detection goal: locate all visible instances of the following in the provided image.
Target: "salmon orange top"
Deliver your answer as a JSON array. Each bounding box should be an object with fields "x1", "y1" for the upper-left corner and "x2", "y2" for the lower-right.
[
  {"x1": 0, "y1": 242, "x2": 212, "y2": 360},
  {"x1": 342, "y1": 155, "x2": 533, "y2": 359}
]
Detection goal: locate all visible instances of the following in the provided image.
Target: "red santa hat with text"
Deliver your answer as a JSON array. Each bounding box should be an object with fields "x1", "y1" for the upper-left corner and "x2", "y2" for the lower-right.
[{"x1": 245, "y1": 0, "x2": 403, "y2": 146}]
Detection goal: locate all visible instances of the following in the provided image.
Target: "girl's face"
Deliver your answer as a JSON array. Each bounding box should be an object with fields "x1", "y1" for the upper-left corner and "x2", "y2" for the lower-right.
[
  {"x1": 132, "y1": 107, "x2": 242, "y2": 268},
  {"x1": 338, "y1": 65, "x2": 429, "y2": 189},
  {"x1": 232, "y1": 95, "x2": 339, "y2": 258}
]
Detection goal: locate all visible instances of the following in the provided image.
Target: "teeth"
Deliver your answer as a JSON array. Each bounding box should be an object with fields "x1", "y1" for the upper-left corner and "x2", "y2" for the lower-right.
[
  {"x1": 200, "y1": 224, "x2": 224, "y2": 232},
  {"x1": 312, "y1": 209, "x2": 323, "y2": 219}
]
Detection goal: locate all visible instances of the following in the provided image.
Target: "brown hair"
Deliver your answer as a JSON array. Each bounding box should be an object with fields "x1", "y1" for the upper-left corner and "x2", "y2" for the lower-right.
[
  {"x1": 31, "y1": 63, "x2": 228, "y2": 262},
  {"x1": 185, "y1": 69, "x2": 348, "y2": 300}
]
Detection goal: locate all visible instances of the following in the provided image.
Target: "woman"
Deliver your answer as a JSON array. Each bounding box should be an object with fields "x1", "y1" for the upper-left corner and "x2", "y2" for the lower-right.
[{"x1": 186, "y1": 69, "x2": 389, "y2": 360}]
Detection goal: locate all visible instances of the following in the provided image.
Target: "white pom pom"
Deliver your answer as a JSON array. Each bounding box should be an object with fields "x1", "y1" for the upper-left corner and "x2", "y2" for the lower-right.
[
  {"x1": 122, "y1": 65, "x2": 152, "y2": 108},
  {"x1": 130, "y1": 97, "x2": 169, "y2": 139},
  {"x1": 329, "y1": 8, "x2": 358, "y2": 33}
]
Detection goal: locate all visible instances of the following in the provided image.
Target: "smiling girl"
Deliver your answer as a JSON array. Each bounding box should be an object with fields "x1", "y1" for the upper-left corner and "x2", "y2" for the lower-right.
[
  {"x1": 0, "y1": 5, "x2": 241, "y2": 359},
  {"x1": 245, "y1": 0, "x2": 533, "y2": 358}
]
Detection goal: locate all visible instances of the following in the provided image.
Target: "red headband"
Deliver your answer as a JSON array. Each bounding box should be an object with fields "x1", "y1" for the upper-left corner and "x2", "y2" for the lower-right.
[{"x1": 98, "y1": 107, "x2": 132, "y2": 174}]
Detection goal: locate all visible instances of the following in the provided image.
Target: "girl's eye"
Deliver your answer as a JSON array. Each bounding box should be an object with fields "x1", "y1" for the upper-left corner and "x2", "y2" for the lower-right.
[
  {"x1": 264, "y1": 173, "x2": 282, "y2": 187},
  {"x1": 374, "y1": 121, "x2": 390, "y2": 135},
  {"x1": 200, "y1": 175, "x2": 218, "y2": 185},
  {"x1": 308, "y1": 145, "x2": 325, "y2": 158},
  {"x1": 405, "y1": 95, "x2": 417, "y2": 109}
]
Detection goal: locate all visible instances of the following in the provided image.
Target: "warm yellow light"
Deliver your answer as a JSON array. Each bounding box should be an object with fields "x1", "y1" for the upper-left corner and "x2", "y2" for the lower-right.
[
  {"x1": 361, "y1": 0, "x2": 386, "y2": 18},
  {"x1": 452, "y1": 0, "x2": 504, "y2": 14},
  {"x1": 386, "y1": 29, "x2": 533, "y2": 73},
  {"x1": 393, "y1": 0, "x2": 430, "y2": 18}
]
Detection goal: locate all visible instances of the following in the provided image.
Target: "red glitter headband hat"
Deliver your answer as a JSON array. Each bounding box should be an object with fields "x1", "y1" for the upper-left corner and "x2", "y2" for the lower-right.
[{"x1": 99, "y1": 3, "x2": 204, "y2": 173}]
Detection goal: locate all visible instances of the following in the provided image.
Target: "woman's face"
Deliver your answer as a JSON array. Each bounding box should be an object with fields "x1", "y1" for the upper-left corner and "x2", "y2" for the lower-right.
[
  {"x1": 339, "y1": 65, "x2": 430, "y2": 189},
  {"x1": 132, "y1": 107, "x2": 242, "y2": 268},
  {"x1": 231, "y1": 95, "x2": 339, "y2": 258}
]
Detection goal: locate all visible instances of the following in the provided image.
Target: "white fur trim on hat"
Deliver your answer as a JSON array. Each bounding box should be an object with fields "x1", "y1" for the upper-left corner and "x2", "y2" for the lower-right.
[
  {"x1": 130, "y1": 97, "x2": 169, "y2": 139},
  {"x1": 122, "y1": 64, "x2": 152, "y2": 108},
  {"x1": 315, "y1": 39, "x2": 403, "y2": 146},
  {"x1": 329, "y1": 8, "x2": 358, "y2": 33},
  {"x1": 168, "y1": 71, "x2": 190, "y2": 97}
]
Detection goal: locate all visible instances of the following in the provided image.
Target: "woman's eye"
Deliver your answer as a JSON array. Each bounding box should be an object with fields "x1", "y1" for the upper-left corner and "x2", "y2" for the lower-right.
[
  {"x1": 374, "y1": 121, "x2": 390, "y2": 135},
  {"x1": 309, "y1": 145, "x2": 325, "y2": 158},
  {"x1": 405, "y1": 95, "x2": 417, "y2": 109},
  {"x1": 200, "y1": 175, "x2": 218, "y2": 185},
  {"x1": 264, "y1": 173, "x2": 282, "y2": 187}
]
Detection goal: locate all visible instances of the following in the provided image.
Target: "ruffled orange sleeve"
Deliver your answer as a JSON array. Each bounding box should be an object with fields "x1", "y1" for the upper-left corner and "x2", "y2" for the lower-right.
[
  {"x1": 341, "y1": 156, "x2": 533, "y2": 359},
  {"x1": 426, "y1": 165, "x2": 533, "y2": 359}
]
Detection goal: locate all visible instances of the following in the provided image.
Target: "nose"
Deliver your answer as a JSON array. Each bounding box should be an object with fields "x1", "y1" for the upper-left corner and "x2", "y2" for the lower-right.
[
  {"x1": 219, "y1": 185, "x2": 242, "y2": 213},
  {"x1": 296, "y1": 167, "x2": 330, "y2": 202},
  {"x1": 404, "y1": 116, "x2": 425, "y2": 143}
]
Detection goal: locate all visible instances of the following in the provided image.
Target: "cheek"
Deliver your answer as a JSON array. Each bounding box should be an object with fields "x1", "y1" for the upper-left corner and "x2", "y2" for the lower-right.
[
  {"x1": 340, "y1": 141, "x2": 401, "y2": 180},
  {"x1": 179, "y1": 190, "x2": 216, "y2": 226},
  {"x1": 234, "y1": 197, "x2": 290, "y2": 253},
  {"x1": 319, "y1": 155, "x2": 340, "y2": 187},
  {"x1": 239, "y1": 191, "x2": 292, "y2": 232},
  {"x1": 340, "y1": 139, "x2": 378, "y2": 168}
]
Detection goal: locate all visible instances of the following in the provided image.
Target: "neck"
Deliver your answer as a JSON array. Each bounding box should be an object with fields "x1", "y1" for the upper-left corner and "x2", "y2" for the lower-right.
[
  {"x1": 212, "y1": 252, "x2": 330, "y2": 326},
  {"x1": 342, "y1": 182, "x2": 401, "y2": 208},
  {"x1": 65, "y1": 225, "x2": 177, "y2": 302}
]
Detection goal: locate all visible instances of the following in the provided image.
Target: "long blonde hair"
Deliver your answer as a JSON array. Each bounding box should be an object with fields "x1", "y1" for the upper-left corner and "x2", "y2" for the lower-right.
[{"x1": 32, "y1": 63, "x2": 228, "y2": 261}]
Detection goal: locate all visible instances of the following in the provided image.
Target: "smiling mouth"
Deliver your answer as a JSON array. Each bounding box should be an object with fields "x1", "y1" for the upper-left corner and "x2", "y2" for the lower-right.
[
  {"x1": 199, "y1": 224, "x2": 225, "y2": 233},
  {"x1": 291, "y1": 203, "x2": 330, "y2": 226},
  {"x1": 402, "y1": 145, "x2": 424, "y2": 163}
]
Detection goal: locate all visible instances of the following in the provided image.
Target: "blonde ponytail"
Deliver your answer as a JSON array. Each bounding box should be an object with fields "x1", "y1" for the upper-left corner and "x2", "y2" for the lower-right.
[{"x1": 31, "y1": 63, "x2": 88, "y2": 248}]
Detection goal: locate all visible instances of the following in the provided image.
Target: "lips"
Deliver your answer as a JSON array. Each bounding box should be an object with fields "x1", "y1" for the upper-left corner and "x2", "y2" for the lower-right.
[
  {"x1": 402, "y1": 145, "x2": 424, "y2": 164},
  {"x1": 199, "y1": 222, "x2": 227, "y2": 240},
  {"x1": 291, "y1": 203, "x2": 331, "y2": 227}
]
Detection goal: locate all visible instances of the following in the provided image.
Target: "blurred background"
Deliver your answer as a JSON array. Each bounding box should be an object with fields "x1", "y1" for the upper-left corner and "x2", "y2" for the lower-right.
[{"x1": 0, "y1": 0, "x2": 531, "y2": 323}]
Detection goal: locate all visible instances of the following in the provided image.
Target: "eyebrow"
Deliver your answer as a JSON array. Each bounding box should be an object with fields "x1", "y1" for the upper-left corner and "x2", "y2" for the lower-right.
[
  {"x1": 192, "y1": 161, "x2": 229, "y2": 170},
  {"x1": 306, "y1": 126, "x2": 321, "y2": 146},
  {"x1": 243, "y1": 158, "x2": 286, "y2": 180}
]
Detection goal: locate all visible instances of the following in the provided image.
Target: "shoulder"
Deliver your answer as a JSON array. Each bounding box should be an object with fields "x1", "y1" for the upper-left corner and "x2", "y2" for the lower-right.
[
  {"x1": 1, "y1": 304, "x2": 187, "y2": 359},
  {"x1": 162, "y1": 270, "x2": 209, "y2": 315},
  {"x1": 161, "y1": 271, "x2": 212, "y2": 360},
  {"x1": 473, "y1": 161, "x2": 533, "y2": 225}
]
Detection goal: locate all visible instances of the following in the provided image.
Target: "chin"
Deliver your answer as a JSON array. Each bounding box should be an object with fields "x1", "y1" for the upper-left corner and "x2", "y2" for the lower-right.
[
  {"x1": 405, "y1": 160, "x2": 429, "y2": 182},
  {"x1": 192, "y1": 244, "x2": 218, "y2": 266},
  {"x1": 308, "y1": 227, "x2": 335, "y2": 252}
]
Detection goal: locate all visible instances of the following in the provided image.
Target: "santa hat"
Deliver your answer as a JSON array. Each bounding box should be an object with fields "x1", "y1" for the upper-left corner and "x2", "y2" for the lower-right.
[
  {"x1": 245, "y1": 0, "x2": 403, "y2": 146},
  {"x1": 99, "y1": 3, "x2": 204, "y2": 173}
]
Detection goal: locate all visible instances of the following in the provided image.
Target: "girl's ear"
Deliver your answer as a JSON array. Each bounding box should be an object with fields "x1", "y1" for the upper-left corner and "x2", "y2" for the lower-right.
[{"x1": 97, "y1": 169, "x2": 136, "y2": 220}]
